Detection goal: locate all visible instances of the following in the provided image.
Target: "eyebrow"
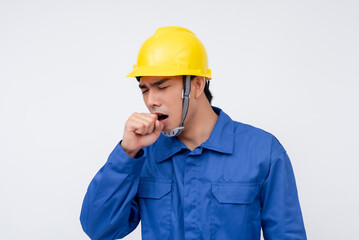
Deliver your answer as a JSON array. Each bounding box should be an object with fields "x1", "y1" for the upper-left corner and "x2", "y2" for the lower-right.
[{"x1": 139, "y1": 78, "x2": 170, "y2": 89}]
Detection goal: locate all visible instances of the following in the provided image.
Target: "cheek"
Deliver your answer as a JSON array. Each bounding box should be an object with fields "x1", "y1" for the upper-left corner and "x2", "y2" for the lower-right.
[
  {"x1": 170, "y1": 94, "x2": 182, "y2": 109},
  {"x1": 170, "y1": 99, "x2": 184, "y2": 121}
]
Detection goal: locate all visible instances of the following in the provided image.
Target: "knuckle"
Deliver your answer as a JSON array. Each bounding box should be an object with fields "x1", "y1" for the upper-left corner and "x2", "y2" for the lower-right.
[{"x1": 125, "y1": 120, "x2": 131, "y2": 127}]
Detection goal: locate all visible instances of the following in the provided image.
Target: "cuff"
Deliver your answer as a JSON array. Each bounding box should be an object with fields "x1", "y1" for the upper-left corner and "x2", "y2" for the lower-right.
[{"x1": 106, "y1": 141, "x2": 146, "y2": 175}]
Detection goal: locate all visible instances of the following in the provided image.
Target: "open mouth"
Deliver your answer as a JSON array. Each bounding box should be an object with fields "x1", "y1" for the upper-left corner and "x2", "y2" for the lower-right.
[{"x1": 157, "y1": 114, "x2": 169, "y2": 121}]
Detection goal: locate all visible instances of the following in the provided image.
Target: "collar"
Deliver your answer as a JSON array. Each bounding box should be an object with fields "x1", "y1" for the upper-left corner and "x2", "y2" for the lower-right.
[
  {"x1": 154, "y1": 106, "x2": 234, "y2": 163},
  {"x1": 200, "y1": 106, "x2": 234, "y2": 154}
]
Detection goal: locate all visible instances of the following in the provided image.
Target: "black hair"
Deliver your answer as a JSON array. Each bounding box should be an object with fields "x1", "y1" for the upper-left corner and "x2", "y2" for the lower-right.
[
  {"x1": 136, "y1": 76, "x2": 213, "y2": 104},
  {"x1": 204, "y1": 81, "x2": 213, "y2": 104}
]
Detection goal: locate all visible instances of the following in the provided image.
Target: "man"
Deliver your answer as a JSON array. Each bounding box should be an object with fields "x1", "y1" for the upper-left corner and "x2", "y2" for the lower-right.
[{"x1": 80, "y1": 26, "x2": 307, "y2": 240}]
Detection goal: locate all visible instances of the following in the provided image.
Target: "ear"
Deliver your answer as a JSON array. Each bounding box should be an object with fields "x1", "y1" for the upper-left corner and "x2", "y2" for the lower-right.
[{"x1": 191, "y1": 76, "x2": 206, "y2": 99}]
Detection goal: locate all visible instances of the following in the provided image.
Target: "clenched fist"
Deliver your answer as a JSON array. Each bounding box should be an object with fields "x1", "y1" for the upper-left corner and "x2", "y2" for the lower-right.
[{"x1": 121, "y1": 112, "x2": 164, "y2": 158}]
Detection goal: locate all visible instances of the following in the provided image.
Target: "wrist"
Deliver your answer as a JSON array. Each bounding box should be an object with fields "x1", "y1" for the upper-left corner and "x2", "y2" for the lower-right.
[{"x1": 120, "y1": 141, "x2": 141, "y2": 158}]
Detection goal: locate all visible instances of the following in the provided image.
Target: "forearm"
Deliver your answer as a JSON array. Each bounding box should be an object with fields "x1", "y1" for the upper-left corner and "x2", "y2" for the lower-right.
[{"x1": 80, "y1": 142, "x2": 145, "y2": 240}]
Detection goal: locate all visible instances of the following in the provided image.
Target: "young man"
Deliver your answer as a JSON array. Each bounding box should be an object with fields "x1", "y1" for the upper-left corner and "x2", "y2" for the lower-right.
[{"x1": 80, "y1": 26, "x2": 307, "y2": 240}]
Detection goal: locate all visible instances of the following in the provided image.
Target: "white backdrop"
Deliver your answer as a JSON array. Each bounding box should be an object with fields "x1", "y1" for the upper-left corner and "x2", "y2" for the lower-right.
[{"x1": 1, "y1": 0, "x2": 358, "y2": 239}]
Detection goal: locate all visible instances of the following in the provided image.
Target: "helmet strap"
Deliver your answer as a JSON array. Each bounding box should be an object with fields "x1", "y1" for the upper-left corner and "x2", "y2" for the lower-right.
[{"x1": 162, "y1": 75, "x2": 191, "y2": 137}]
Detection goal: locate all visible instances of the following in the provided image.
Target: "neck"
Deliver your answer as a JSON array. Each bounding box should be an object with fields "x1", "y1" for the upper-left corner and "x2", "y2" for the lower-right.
[{"x1": 177, "y1": 102, "x2": 218, "y2": 151}]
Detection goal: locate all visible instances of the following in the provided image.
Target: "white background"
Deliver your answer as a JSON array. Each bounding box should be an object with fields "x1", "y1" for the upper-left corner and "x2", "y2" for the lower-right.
[{"x1": 1, "y1": 0, "x2": 358, "y2": 239}]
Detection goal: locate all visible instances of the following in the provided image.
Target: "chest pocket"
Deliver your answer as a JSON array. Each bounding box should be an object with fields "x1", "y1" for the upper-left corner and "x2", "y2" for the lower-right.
[
  {"x1": 211, "y1": 183, "x2": 258, "y2": 204},
  {"x1": 138, "y1": 179, "x2": 172, "y2": 240},
  {"x1": 210, "y1": 183, "x2": 260, "y2": 239}
]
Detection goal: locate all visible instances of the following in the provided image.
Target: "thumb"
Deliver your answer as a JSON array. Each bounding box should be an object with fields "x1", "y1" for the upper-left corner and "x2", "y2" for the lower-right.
[{"x1": 154, "y1": 120, "x2": 164, "y2": 135}]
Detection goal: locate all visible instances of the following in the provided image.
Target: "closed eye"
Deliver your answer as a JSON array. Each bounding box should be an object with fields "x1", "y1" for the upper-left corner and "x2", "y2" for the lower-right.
[
  {"x1": 158, "y1": 85, "x2": 170, "y2": 90},
  {"x1": 141, "y1": 85, "x2": 170, "y2": 94}
]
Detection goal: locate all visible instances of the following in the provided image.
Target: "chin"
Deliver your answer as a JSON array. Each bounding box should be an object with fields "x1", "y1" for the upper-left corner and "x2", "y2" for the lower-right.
[
  {"x1": 163, "y1": 119, "x2": 181, "y2": 131},
  {"x1": 163, "y1": 124, "x2": 175, "y2": 131},
  {"x1": 162, "y1": 125, "x2": 171, "y2": 131}
]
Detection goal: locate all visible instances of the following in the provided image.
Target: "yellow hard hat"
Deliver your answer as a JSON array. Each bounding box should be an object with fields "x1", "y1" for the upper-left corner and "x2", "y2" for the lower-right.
[{"x1": 127, "y1": 26, "x2": 211, "y2": 79}]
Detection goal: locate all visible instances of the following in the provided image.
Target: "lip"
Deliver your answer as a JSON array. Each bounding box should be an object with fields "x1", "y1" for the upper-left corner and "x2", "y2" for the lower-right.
[
  {"x1": 153, "y1": 112, "x2": 169, "y2": 124},
  {"x1": 159, "y1": 117, "x2": 169, "y2": 124}
]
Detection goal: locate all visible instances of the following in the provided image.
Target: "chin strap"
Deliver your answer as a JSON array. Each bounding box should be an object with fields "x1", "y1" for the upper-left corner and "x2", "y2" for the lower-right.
[{"x1": 162, "y1": 75, "x2": 191, "y2": 137}]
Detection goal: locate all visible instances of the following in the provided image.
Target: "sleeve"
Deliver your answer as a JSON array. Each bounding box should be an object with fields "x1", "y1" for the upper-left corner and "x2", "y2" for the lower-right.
[
  {"x1": 261, "y1": 137, "x2": 307, "y2": 240},
  {"x1": 80, "y1": 141, "x2": 146, "y2": 240}
]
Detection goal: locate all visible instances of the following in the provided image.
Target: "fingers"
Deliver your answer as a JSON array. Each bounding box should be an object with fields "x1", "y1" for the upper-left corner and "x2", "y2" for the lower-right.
[
  {"x1": 133, "y1": 117, "x2": 154, "y2": 135},
  {"x1": 154, "y1": 120, "x2": 164, "y2": 135},
  {"x1": 127, "y1": 113, "x2": 158, "y2": 136}
]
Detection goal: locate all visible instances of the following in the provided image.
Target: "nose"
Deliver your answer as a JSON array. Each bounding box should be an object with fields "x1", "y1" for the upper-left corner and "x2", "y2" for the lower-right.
[{"x1": 146, "y1": 90, "x2": 161, "y2": 108}]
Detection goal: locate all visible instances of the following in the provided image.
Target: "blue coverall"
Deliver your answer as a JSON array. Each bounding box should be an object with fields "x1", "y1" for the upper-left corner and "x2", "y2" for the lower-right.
[{"x1": 80, "y1": 107, "x2": 307, "y2": 240}]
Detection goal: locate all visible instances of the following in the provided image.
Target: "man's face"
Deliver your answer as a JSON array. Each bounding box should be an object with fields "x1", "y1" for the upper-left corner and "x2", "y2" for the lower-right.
[{"x1": 139, "y1": 76, "x2": 183, "y2": 131}]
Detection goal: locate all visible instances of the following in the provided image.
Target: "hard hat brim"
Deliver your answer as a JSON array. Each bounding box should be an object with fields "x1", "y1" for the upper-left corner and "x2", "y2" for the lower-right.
[{"x1": 127, "y1": 65, "x2": 211, "y2": 79}]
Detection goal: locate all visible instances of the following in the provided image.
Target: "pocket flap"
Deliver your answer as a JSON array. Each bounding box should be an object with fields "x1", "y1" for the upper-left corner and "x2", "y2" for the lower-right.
[
  {"x1": 138, "y1": 180, "x2": 172, "y2": 199},
  {"x1": 211, "y1": 183, "x2": 259, "y2": 204}
]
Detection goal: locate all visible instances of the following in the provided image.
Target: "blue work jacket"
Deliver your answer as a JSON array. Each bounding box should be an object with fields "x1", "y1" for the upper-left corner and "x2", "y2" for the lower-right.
[{"x1": 80, "y1": 107, "x2": 306, "y2": 240}]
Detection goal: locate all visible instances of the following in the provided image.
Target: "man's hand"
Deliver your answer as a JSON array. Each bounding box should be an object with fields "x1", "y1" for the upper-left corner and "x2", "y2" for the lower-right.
[{"x1": 121, "y1": 113, "x2": 164, "y2": 158}]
